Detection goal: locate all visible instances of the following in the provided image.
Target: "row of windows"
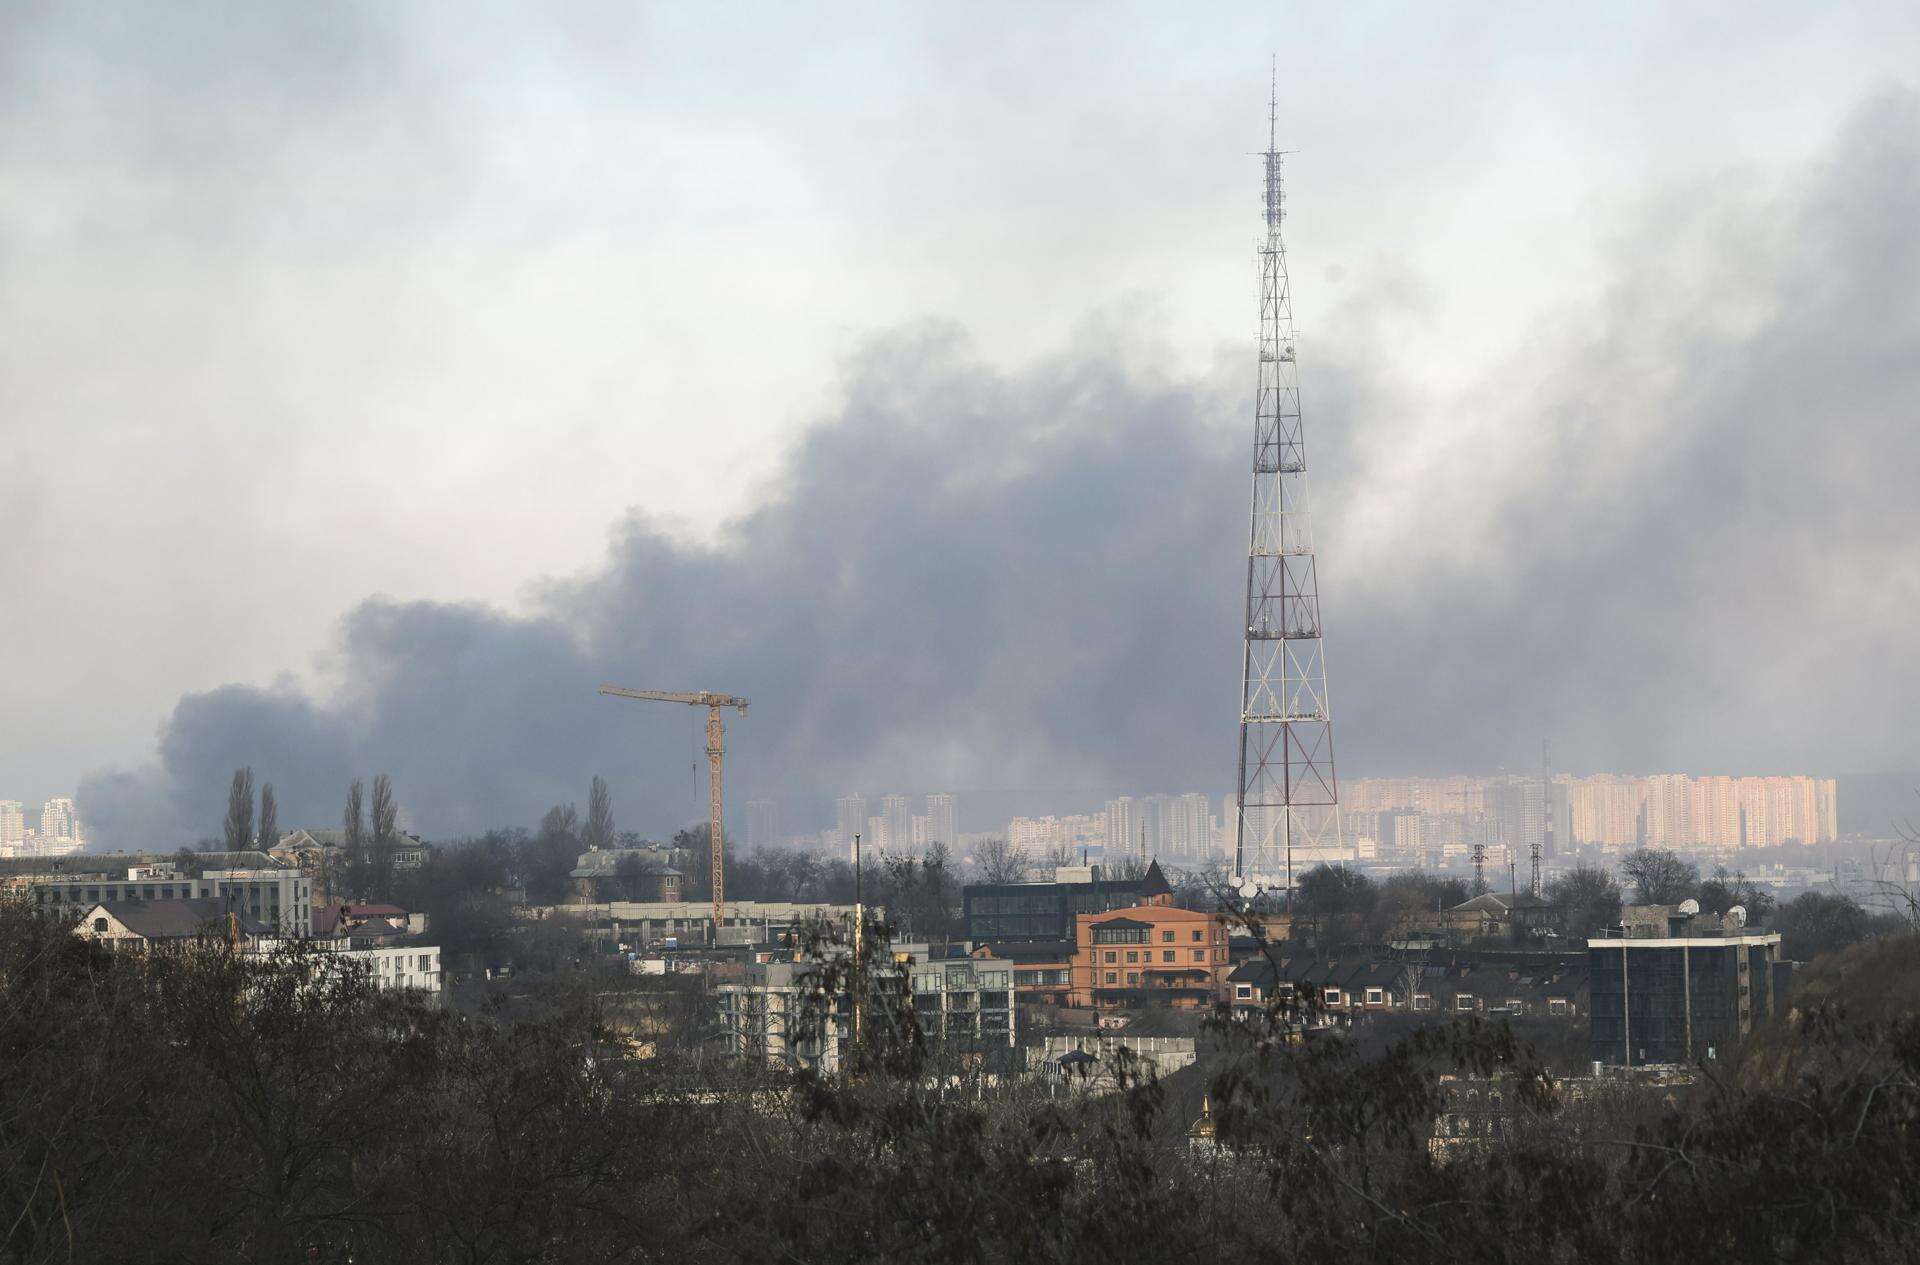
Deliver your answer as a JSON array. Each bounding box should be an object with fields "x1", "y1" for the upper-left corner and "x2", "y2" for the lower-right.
[
  {"x1": 1305, "y1": 988, "x2": 1571, "y2": 1014},
  {"x1": 1092, "y1": 925, "x2": 1219, "y2": 946},
  {"x1": 1103, "y1": 948, "x2": 1219, "y2": 965},
  {"x1": 1100, "y1": 972, "x2": 1209, "y2": 988}
]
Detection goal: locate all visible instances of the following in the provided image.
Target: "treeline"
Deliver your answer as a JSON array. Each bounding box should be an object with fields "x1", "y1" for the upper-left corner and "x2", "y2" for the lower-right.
[
  {"x1": 364, "y1": 787, "x2": 969, "y2": 974},
  {"x1": 4, "y1": 900, "x2": 1920, "y2": 1263}
]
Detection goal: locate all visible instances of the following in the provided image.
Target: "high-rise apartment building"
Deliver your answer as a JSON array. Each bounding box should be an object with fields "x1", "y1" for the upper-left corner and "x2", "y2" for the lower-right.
[
  {"x1": 1104, "y1": 797, "x2": 1140, "y2": 862},
  {"x1": 881, "y1": 795, "x2": 913, "y2": 854},
  {"x1": 745, "y1": 799, "x2": 777, "y2": 850},
  {"x1": 925, "y1": 793, "x2": 957, "y2": 848},
  {"x1": 1170, "y1": 793, "x2": 1213, "y2": 861},
  {"x1": 1570, "y1": 775, "x2": 1644, "y2": 848},
  {"x1": 0, "y1": 801, "x2": 25, "y2": 850},
  {"x1": 38, "y1": 797, "x2": 78, "y2": 841},
  {"x1": 834, "y1": 794, "x2": 867, "y2": 849}
]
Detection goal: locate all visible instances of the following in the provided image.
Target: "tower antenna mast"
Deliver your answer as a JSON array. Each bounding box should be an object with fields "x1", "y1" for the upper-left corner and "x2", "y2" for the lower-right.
[{"x1": 1234, "y1": 62, "x2": 1340, "y2": 907}]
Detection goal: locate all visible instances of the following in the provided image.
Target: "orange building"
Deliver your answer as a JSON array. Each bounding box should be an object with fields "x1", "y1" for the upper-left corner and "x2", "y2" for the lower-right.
[{"x1": 1070, "y1": 904, "x2": 1230, "y2": 1009}]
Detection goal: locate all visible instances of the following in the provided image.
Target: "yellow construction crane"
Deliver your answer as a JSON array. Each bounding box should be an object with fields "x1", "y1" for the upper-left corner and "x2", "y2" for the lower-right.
[{"x1": 597, "y1": 684, "x2": 749, "y2": 933}]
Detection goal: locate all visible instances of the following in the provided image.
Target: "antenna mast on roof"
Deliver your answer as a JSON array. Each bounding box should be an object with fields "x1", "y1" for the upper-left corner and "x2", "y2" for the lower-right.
[{"x1": 1234, "y1": 58, "x2": 1341, "y2": 908}]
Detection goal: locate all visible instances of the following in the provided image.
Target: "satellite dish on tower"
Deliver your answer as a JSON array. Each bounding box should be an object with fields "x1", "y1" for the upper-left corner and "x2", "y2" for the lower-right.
[
  {"x1": 1678, "y1": 898, "x2": 1700, "y2": 917},
  {"x1": 1726, "y1": 905, "x2": 1747, "y2": 929}
]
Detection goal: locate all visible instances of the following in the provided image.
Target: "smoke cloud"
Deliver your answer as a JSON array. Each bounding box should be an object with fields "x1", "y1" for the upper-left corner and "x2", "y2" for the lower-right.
[{"x1": 79, "y1": 91, "x2": 1920, "y2": 846}]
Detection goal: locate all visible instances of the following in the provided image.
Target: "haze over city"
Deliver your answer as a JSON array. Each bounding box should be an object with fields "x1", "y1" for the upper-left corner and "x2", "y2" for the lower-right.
[
  {"x1": 5, "y1": 3, "x2": 1917, "y2": 848},
  {"x1": 13, "y1": 7, "x2": 1920, "y2": 1263}
]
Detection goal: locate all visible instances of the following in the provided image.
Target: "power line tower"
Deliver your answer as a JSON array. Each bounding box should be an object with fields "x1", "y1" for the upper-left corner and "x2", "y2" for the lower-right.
[{"x1": 1234, "y1": 66, "x2": 1339, "y2": 902}]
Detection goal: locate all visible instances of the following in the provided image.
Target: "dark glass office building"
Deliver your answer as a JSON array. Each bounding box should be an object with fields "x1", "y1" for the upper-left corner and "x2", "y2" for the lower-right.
[
  {"x1": 1589, "y1": 931, "x2": 1784, "y2": 1066},
  {"x1": 963, "y1": 861, "x2": 1170, "y2": 943}
]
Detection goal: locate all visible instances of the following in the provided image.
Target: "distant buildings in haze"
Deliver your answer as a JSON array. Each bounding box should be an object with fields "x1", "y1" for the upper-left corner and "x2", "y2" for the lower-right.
[
  {"x1": 825, "y1": 791, "x2": 960, "y2": 855},
  {"x1": 1347, "y1": 773, "x2": 1839, "y2": 855},
  {"x1": 0, "y1": 796, "x2": 86, "y2": 858}
]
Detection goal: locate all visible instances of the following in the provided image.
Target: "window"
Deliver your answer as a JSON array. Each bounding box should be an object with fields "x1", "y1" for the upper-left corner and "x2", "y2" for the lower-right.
[
  {"x1": 1126, "y1": 951, "x2": 1138, "y2": 963},
  {"x1": 1324, "y1": 989, "x2": 1342, "y2": 1006},
  {"x1": 1093, "y1": 926, "x2": 1149, "y2": 945},
  {"x1": 1548, "y1": 998, "x2": 1569, "y2": 1015},
  {"x1": 1127, "y1": 972, "x2": 1139, "y2": 986},
  {"x1": 1365, "y1": 988, "x2": 1384, "y2": 1005},
  {"x1": 93, "y1": 918, "x2": 108, "y2": 933},
  {"x1": 1162, "y1": 950, "x2": 1175, "y2": 963},
  {"x1": 1161, "y1": 930, "x2": 1175, "y2": 943},
  {"x1": 1505, "y1": 998, "x2": 1524, "y2": 1012},
  {"x1": 1104, "y1": 951, "x2": 1116, "y2": 964},
  {"x1": 1413, "y1": 993, "x2": 1433, "y2": 1011},
  {"x1": 1236, "y1": 984, "x2": 1252, "y2": 1000},
  {"x1": 1192, "y1": 930, "x2": 1204, "y2": 942},
  {"x1": 1192, "y1": 950, "x2": 1206, "y2": 962},
  {"x1": 1105, "y1": 972, "x2": 1117, "y2": 984},
  {"x1": 1455, "y1": 994, "x2": 1475, "y2": 1012}
]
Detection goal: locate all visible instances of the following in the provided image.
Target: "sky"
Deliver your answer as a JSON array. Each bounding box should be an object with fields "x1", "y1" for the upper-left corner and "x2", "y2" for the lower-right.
[{"x1": 3, "y1": 2, "x2": 1918, "y2": 845}]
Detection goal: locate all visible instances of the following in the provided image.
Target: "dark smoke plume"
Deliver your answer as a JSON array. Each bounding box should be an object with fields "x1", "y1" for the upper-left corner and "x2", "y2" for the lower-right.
[{"x1": 80, "y1": 93, "x2": 1920, "y2": 846}]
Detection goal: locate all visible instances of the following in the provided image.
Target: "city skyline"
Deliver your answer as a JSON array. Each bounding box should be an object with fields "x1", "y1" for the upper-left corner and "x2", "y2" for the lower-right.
[{"x1": 5, "y1": 7, "x2": 1916, "y2": 847}]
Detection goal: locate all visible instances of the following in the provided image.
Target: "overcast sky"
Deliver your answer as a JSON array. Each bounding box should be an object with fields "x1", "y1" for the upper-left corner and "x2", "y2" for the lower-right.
[{"x1": 4, "y1": 3, "x2": 1918, "y2": 843}]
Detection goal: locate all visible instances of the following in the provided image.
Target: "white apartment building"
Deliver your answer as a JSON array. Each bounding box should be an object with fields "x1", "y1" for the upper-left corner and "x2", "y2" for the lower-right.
[
  {"x1": 925, "y1": 793, "x2": 958, "y2": 848},
  {"x1": 32, "y1": 865, "x2": 312, "y2": 937}
]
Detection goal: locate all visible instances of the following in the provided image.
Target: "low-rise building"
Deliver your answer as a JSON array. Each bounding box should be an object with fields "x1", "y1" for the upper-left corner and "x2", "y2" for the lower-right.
[
  {"x1": 1227, "y1": 951, "x2": 1590, "y2": 1024},
  {"x1": 1589, "y1": 905, "x2": 1785, "y2": 1066},
  {"x1": 594, "y1": 900, "x2": 865, "y2": 948},
  {"x1": 972, "y1": 938, "x2": 1075, "y2": 1007},
  {"x1": 963, "y1": 861, "x2": 1171, "y2": 944},
  {"x1": 30, "y1": 859, "x2": 312, "y2": 937},
  {"x1": 568, "y1": 847, "x2": 682, "y2": 904},
  {"x1": 716, "y1": 945, "x2": 1015, "y2": 1073},
  {"x1": 1071, "y1": 903, "x2": 1230, "y2": 1009},
  {"x1": 75, "y1": 899, "x2": 273, "y2": 950}
]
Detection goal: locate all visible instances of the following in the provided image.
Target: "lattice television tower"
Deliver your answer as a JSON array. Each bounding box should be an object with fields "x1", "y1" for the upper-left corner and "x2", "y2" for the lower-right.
[{"x1": 1234, "y1": 68, "x2": 1340, "y2": 898}]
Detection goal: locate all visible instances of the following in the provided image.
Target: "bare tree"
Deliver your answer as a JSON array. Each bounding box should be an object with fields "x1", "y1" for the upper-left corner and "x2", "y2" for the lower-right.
[
  {"x1": 256, "y1": 782, "x2": 278, "y2": 852},
  {"x1": 370, "y1": 774, "x2": 398, "y2": 901},
  {"x1": 1546, "y1": 865, "x2": 1623, "y2": 937},
  {"x1": 343, "y1": 779, "x2": 366, "y2": 900},
  {"x1": 583, "y1": 776, "x2": 615, "y2": 852},
  {"x1": 1041, "y1": 841, "x2": 1079, "y2": 872},
  {"x1": 1619, "y1": 848, "x2": 1699, "y2": 905},
  {"x1": 223, "y1": 768, "x2": 255, "y2": 853},
  {"x1": 973, "y1": 836, "x2": 1028, "y2": 885}
]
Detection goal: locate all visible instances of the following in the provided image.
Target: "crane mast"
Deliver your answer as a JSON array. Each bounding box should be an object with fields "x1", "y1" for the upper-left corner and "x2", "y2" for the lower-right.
[{"x1": 598, "y1": 683, "x2": 749, "y2": 934}]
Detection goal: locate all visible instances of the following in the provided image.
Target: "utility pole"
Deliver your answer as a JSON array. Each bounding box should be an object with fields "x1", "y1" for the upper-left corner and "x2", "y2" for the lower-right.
[
  {"x1": 1532, "y1": 737, "x2": 1551, "y2": 898},
  {"x1": 1235, "y1": 61, "x2": 1340, "y2": 908},
  {"x1": 852, "y1": 832, "x2": 863, "y2": 1064},
  {"x1": 598, "y1": 685, "x2": 748, "y2": 931}
]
